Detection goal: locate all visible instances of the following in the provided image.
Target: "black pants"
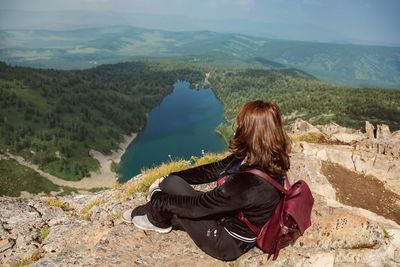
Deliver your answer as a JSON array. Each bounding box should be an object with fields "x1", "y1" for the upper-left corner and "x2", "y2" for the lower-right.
[{"x1": 146, "y1": 175, "x2": 248, "y2": 261}]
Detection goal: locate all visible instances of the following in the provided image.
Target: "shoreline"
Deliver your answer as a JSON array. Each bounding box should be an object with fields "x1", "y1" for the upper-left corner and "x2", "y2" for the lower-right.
[
  {"x1": 87, "y1": 132, "x2": 137, "y2": 187},
  {"x1": 4, "y1": 133, "x2": 137, "y2": 190}
]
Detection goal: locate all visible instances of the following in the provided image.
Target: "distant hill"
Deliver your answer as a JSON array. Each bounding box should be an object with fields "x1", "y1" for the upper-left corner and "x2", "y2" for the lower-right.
[{"x1": 1, "y1": 25, "x2": 399, "y2": 88}]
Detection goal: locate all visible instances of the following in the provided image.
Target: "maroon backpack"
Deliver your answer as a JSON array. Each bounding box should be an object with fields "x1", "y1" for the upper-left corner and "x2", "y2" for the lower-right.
[{"x1": 218, "y1": 169, "x2": 314, "y2": 260}]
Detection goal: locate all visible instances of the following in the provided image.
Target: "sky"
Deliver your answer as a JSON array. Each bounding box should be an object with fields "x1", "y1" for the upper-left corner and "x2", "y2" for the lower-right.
[{"x1": 0, "y1": 0, "x2": 399, "y2": 46}]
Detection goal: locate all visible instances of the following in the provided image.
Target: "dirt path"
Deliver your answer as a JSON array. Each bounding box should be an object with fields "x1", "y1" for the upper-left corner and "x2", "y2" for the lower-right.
[
  {"x1": 321, "y1": 161, "x2": 400, "y2": 225},
  {"x1": 4, "y1": 133, "x2": 137, "y2": 190}
]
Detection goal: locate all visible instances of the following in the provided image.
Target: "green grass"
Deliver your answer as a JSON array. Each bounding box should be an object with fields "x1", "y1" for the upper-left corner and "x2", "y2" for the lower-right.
[
  {"x1": 56, "y1": 187, "x2": 79, "y2": 196},
  {"x1": 88, "y1": 187, "x2": 108, "y2": 193},
  {"x1": 110, "y1": 160, "x2": 118, "y2": 173},
  {"x1": 0, "y1": 158, "x2": 61, "y2": 197},
  {"x1": 0, "y1": 158, "x2": 82, "y2": 197},
  {"x1": 42, "y1": 152, "x2": 99, "y2": 181},
  {"x1": 38, "y1": 227, "x2": 50, "y2": 242},
  {"x1": 382, "y1": 227, "x2": 394, "y2": 240},
  {"x1": 215, "y1": 123, "x2": 234, "y2": 145}
]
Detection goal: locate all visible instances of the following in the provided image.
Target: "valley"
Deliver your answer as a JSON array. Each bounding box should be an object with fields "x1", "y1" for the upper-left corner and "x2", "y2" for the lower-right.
[{"x1": 1, "y1": 60, "x2": 399, "y2": 197}]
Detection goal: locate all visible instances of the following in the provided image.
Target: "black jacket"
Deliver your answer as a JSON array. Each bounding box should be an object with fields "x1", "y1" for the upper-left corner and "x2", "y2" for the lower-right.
[{"x1": 151, "y1": 154, "x2": 283, "y2": 240}]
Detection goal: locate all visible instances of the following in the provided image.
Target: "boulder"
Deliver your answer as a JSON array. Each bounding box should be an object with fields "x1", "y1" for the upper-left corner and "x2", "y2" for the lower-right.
[
  {"x1": 365, "y1": 121, "x2": 375, "y2": 139},
  {"x1": 376, "y1": 124, "x2": 391, "y2": 139},
  {"x1": 291, "y1": 119, "x2": 323, "y2": 136},
  {"x1": 318, "y1": 122, "x2": 353, "y2": 136},
  {"x1": 330, "y1": 132, "x2": 365, "y2": 144},
  {"x1": 393, "y1": 130, "x2": 400, "y2": 138},
  {"x1": 357, "y1": 137, "x2": 400, "y2": 158},
  {"x1": 299, "y1": 141, "x2": 400, "y2": 195}
]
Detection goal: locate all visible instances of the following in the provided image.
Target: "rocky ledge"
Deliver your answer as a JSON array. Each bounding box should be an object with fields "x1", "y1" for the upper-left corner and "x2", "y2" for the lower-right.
[{"x1": 1, "y1": 120, "x2": 400, "y2": 267}]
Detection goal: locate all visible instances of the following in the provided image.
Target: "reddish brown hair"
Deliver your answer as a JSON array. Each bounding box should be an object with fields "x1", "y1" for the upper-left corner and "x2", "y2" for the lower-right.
[{"x1": 229, "y1": 100, "x2": 291, "y2": 176}]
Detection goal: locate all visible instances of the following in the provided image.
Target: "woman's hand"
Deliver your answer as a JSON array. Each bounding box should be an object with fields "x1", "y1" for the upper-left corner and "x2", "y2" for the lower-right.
[{"x1": 147, "y1": 175, "x2": 167, "y2": 201}]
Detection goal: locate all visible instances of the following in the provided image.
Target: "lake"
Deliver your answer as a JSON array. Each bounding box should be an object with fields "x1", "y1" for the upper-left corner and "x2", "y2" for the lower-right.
[{"x1": 118, "y1": 80, "x2": 227, "y2": 182}]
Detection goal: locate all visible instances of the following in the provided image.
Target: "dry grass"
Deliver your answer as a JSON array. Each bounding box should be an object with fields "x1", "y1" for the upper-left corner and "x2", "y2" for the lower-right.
[
  {"x1": 192, "y1": 152, "x2": 230, "y2": 167},
  {"x1": 11, "y1": 248, "x2": 44, "y2": 267},
  {"x1": 122, "y1": 152, "x2": 230, "y2": 197},
  {"x1": 81, "y1": 198, "x2": 107, "y2": 220},
  {"x1": 43, "y1": 198, "x2": 71, "y2": 211},
  {"x1": 112, "y1": 182, "x2": 123, "y2": 190},
  {"x1": 123, "y1": 160, "x2": 190, "y2": 196},
  {"x1": 291, "y1": 132, "x2": 327, "y2": 144}
]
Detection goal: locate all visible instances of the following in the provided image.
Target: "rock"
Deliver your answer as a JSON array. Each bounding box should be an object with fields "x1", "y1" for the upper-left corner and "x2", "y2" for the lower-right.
[
  {"x1": 299, "y1": 141, "x2": 400, "y2": 195},
  {"x1": 288, "y1": 154, "x2": 336, "y2": 200},
  {"x1": 316, "y1": 122, "x2": 366, "y2": 144},
  {"x1": 0, "y1": 199, "x2": 46, "y2": 265},
  {"x1": 356, "y1": 137, "x2": 400, "y2": 158},
  {"x1": 330, "y1": 132, "x2": 365, "y2": 144},
  {"x1": 376, "y1": 124, "x2": 391, "y2": 139},
  {"x1": 28, "y1": 199, "x2": 70, "y2": 226},
  {"x1": 394, "y1": 247, "x2": 400, "y2": 263},
  {"x1": 303, "y1": 252, "x2": 335, "y2": 266},
  {"x1": 2, "y1": 183, "x2": 399, "y2": 267},
  {"x1": 30, "y1": 201, "x2": 392, "y2": 267},
  {"x1": 299, "y1": 206, "x2": 385, "y2": 250},
  {"x1": 0, "y1": 239, "x2": 12, "y2": 253},
  {"x1": 291, "y1": 119, "x2": 323, "y2": 136},
  {"x1": 365, "y1": 121, "x2": 375, "y2": 139},
  {"x1": 42, "y1": 221, "x2": 106, "y2": 255},
  {"x1": 318, "y1": 122, "x2": 353, "y2": 136}
]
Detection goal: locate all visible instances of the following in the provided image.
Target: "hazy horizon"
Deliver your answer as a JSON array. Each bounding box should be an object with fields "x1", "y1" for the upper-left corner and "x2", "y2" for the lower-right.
[{"x1": 1, "y1": 0, "x2": 399, "y2": 47}]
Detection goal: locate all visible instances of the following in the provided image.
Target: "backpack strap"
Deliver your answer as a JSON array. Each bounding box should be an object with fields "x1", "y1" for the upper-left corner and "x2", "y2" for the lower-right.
[
  {"x1": 236, "y1": 169, "x2": 288, "y2": 236},
  {"x1": 238, "y1": 211, "x2": 261, "y2": 235},
  {"x1": 243, "y1": 169, "x2": 288, "y2": 194}
]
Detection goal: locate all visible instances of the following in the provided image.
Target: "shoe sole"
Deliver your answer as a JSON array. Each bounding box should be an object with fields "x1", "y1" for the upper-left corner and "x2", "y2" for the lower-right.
[
  {"x1": 132, "y1": 221, "x2": 172, "y2": 234},
  {"x1": 122, "y1": 217, "x2": 133, "y2": 224}
]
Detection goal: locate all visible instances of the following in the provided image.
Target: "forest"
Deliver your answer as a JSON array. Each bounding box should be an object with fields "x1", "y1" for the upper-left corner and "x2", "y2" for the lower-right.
[
  {"x1": 0, "y1": 61, "x2": 203, "y2": 181},
  {"x1": 210, "y1": 68, "x2": 400, "y2": 142}
]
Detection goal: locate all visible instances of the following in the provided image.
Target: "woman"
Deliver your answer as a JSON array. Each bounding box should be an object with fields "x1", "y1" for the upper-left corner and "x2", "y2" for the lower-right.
[{"x1": 123, "y1": 100, "x2": 291, "y2": 261}]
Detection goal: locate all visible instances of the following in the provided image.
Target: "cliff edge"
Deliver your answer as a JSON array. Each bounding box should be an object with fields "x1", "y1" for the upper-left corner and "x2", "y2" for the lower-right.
[{"x1": 1, "y1": 121, "x2": 400, "y2": 267}]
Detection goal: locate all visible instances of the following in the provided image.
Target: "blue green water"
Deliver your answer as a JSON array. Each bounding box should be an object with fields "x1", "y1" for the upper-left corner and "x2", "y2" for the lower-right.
[{"x1": 118, "y1": 80, "x2": 227, "y2": 182}]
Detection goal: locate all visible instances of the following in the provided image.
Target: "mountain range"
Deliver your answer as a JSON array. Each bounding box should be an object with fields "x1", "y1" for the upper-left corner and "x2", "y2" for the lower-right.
[{"x1": 1, "y1": 25, "x2": 399, "y2": 88}]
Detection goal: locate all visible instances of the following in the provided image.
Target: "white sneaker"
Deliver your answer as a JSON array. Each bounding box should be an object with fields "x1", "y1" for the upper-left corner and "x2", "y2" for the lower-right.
[
  {"x1": 132, "y1": 214, "x2": 172, "y2": 234},
  {"x1": 122, "y1": 209, "x2": 134, "y2": 224}
]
